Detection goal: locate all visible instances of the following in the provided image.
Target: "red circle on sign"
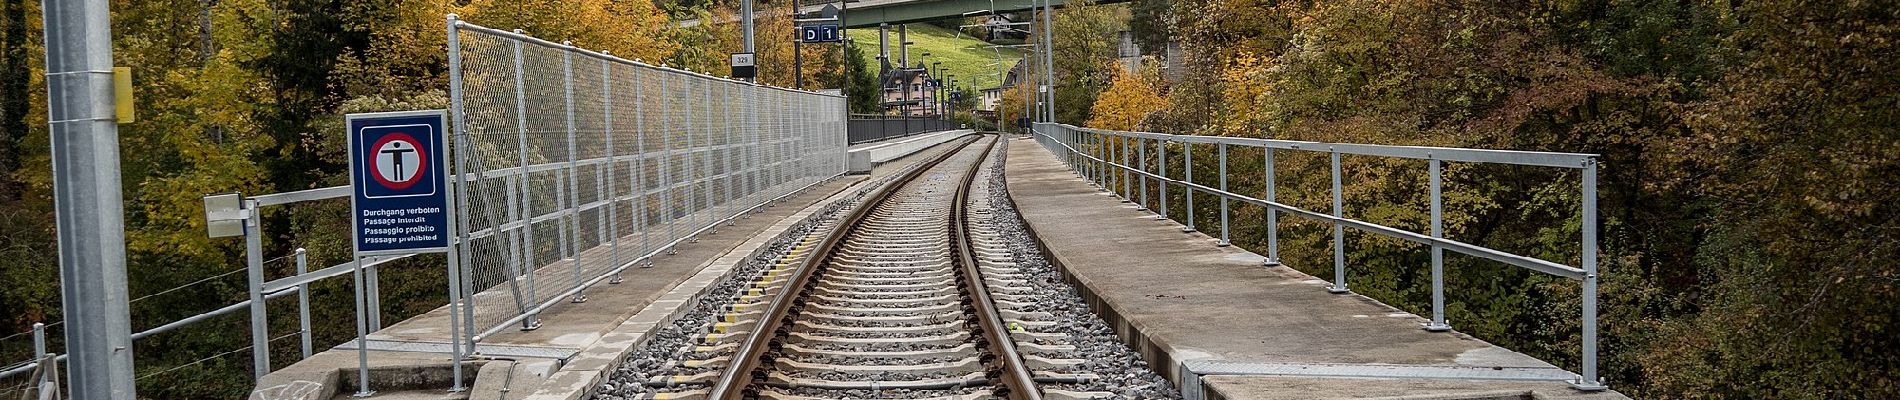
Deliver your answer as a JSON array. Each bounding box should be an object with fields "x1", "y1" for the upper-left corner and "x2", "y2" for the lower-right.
[{"x1": 369, "y1": 133, "x2": 428, "y2": 190}]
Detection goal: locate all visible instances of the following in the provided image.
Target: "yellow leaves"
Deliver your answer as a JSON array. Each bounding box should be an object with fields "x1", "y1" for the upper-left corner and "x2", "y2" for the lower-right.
[
  {"x1": 1085, "y1": 62, "x2": 1167, "y2": 131},
  {"x1": 456, "y1": 0, "x2": 676, "y2": 63}
]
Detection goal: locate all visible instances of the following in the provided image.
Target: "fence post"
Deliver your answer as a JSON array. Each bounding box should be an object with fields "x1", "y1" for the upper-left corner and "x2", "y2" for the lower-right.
[
  {"x1": 509, "y1": 32, "x2": 541, "y2": 330},
  {"x1": 1265, "y1": 147, "x2": 1279, "y2": 266},
  {"x1": 603, "y1": 58, "x2": 622, "y2": 283},
  {"x1": 1427, "y1": 159, "x2": 1450, "y2": 331},
  {"x1": 244, "y1": 197, "x2": 270, "y2": 380},
  {"x1": 1217, "y1": 142, "x2": 1230, "y2": 246},
  {"x1": 350, "y1": 257, "x2": 374, "y2": 397},
  {"x1": 662, "y1": 73, "x2": 677, "y2": 255},
  {"x1": 685, "y1": 76, "x2": 699, "y2": 243},
  {"x1": 295, "y1": 248, "x2": 312, "y2": 357},
  {"x1": 442, "y1": 20, "x2": 469, "y2": 390},
  {"x1": 634, "y1": 66, "x2": 651, "y2": 268},
  {"x1": 444, "y1": 16, "x2": 481, "y2": 357},
  {"x1": 1576, "y1": 160, "x2": 1606, "y2": 391},
  {"x1": 1328, "y1": 149, "x2": 1349, "y2": 294},
  {"x1": 724, "y1": 82, "x2": 736, "y2": 227},
  {"x1": 561, "y1": 44, "x2": 586, "y2": 304}
]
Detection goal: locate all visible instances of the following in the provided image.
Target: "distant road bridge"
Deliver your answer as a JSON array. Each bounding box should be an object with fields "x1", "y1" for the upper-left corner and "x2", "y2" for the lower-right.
[{"x1": 679, "y1": 0, "x2": 1130, "y2": 29}]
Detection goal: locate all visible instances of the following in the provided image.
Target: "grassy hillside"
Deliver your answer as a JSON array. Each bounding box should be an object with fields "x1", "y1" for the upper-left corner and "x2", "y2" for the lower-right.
[{"x1": 848, "y1": 23, "x2": 1025, "y2": 91}]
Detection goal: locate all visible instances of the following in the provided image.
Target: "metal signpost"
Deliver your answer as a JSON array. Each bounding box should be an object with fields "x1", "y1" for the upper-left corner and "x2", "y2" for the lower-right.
[{"x1": 345, "y1": 110, "x2": 456, "y2": 396}]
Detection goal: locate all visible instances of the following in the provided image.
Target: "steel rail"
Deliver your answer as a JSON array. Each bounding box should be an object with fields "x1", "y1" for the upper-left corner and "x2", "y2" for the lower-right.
[
  {"x1": 708, "y1": 135, "x2": 986, "y2": 400},
  {"x1": 951, "y1": 137, "x2": 1043, "y2": 400}
]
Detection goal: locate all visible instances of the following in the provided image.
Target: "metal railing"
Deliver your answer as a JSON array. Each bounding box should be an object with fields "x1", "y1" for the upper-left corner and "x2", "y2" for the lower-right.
[
  {"x1": 847, "y1": 114, "x2": 956, "y2": 144},
  {"x1": 447, "y1": 17, "x2": 846, "y2": 342},
  {"x1": 1032, "y1": 122, "x2": 1607, "y2": 391}
]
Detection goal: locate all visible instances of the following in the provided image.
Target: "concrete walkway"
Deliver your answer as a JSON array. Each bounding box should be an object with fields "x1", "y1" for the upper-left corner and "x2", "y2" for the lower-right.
[{"x1": 1000, "y1": 136, "x2": 1626, "y2": 400}]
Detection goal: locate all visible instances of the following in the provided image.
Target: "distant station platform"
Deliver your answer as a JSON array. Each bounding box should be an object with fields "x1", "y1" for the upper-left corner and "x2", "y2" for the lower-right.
[{"x1": 1000, "y1": 136, "x2": 1629, "y2": 400}]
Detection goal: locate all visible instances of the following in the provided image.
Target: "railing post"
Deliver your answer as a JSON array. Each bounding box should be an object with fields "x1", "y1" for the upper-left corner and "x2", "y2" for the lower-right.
[
  {"x1": 1183, "y1": 141, "x2": 1197, "y2": 233},
  {"x1": 1120, "y1": 134, "x2": 1132, "y2": 202},
  {"x1": 1264, "y1": 147, "x2": 1279, "y2": 266},
  {"x1": 244, "y1": 197, "x2": 269, "y2": 380},
  {"x1": 296, "y1": 248, "x2": 313, "y2": 357},
  {"x1": 634, "y1": 67, "x2": 651, "y2": 268},
  {"x1": 1426, "y1": 159, "x2": 1450, "y2": 331},
  {"x1": 1575, "y1": 160, "x2": 1606, "y2": 391},
  {"x1": 1157, "y1": 139, "x2": 1169, "y2": 221},
  {"x1": 1328, "y1": 149, "x2": 1349, "y2": 294},
  {"x1": 1217, "y1": 142, "x2": 1230, "y2": 246},
  {"x1": 1138, "y1": 136, "x2": 1148, "y2": 211},
  {"x1": 1095, "y1": 132, "x2": 1106, "y2": 189},
  {"x1": 32, "y1": 322, "x2": 50, "y2": 393}
]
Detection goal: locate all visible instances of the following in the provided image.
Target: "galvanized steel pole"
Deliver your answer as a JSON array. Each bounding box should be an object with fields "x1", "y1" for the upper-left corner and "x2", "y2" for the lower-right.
[
  {"x1": 742, "y1": 0, "x2": 756, "y2": 54},
  {"x1": 1264, "y1": 148, "x2": 1278, "y2": 265},
  {"x1": 1183, "y1": 143, "x2": 1196, "y2": 233},
  {"x1": 1218, "y1": 143, "x2": 1230, "y2": 246},
  {"x1": 41, "y1": 0, "x2": 137, "y2": 396},
  {"x1": 245, "y1": 198, "x2": 270, "y2": 379},
  {"x1": 1426, "y1": 159, "x2": 1451, "y2": 331},
  {"x1": 1576, "y1": 160, "x2": 1605, "y2": 391},
  {"x1": 1328, "y1": 150, "x2": 1348, "y2": 294}
]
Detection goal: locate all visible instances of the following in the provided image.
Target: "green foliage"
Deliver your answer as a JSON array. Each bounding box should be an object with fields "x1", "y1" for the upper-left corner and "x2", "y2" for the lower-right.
[
  {"x1": 0, "y1": 0, "x2": 670, "y2": 397},
  {"x1": 849, "y1": 24, "x2": 1025, "y2": 90},
  {"x1": 1103, "y1": 0, "x2": 1900, "y2": 397},
  {"x1": 1035, "y1": 1, "x2": 1123, "y2": 125},
  {"x1": 827, "y1": 38, "x2": 881, "y2": 113}
]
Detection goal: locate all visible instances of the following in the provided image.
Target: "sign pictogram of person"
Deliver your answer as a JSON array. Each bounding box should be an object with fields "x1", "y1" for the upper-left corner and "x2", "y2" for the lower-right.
[{"x1": 370, "y1": 134, "x2": 426, "y2": 190}]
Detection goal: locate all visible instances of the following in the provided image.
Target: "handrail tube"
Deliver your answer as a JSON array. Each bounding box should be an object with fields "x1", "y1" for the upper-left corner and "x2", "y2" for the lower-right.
[
  {"x1": 1071, "y1": 126, "x2": 1596, "y2": 169},
  {"x1": 0, "y1": 288, "x2": 302, "y2": 380},
  {"x1": 1103, "y1": 158, "x2": 1586, "y2": 279},
  {"x1": 1039, "y1": 125, "x2": 1590, "y2": 279}
]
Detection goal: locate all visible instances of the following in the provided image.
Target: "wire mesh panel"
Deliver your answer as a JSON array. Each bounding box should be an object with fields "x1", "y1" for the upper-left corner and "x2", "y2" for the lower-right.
[{"x1": 447, "y1": 18, "x2": 846, "y2": 339}]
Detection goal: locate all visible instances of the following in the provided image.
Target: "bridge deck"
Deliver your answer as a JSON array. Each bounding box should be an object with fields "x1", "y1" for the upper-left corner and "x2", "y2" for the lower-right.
[{"x1": 1000, "y1": 136, "x2": 1627, "y2": 399}]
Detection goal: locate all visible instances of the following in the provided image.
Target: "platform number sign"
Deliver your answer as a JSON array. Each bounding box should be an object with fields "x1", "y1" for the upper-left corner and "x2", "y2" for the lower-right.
[
  {"x1": 801, "y1": 24, "x2": 842, "y2": 43},
  {"x1": 347, "y1": 110, "x2": 450, "y2": 255}
]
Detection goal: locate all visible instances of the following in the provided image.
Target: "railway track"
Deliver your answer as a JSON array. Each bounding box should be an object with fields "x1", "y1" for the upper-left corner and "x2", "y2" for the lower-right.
[{"x1": 605, "y1": 135, "x2": 1168, "y2": 400}]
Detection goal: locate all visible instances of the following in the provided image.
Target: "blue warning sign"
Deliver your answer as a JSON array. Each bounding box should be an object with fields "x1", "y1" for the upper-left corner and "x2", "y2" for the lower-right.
[{"x1": 348, "y1": 110, "x2": 451, "y2": 255}]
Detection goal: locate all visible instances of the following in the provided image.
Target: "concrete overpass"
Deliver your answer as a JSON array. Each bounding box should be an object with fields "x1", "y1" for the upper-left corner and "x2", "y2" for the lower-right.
[{"x1": 680, "y1": 0, "x2": 1129, "y2": 29}]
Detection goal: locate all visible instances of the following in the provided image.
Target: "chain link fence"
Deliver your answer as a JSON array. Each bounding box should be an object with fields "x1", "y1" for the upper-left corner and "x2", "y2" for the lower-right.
[{"x1": 449, "y1": 18, "x2": 846, "y2": 340}]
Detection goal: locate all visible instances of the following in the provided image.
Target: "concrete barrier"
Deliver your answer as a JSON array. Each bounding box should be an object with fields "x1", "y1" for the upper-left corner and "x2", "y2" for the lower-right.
[{"x1": 846, "y1": 129, "x2": 973, "y2": 173}]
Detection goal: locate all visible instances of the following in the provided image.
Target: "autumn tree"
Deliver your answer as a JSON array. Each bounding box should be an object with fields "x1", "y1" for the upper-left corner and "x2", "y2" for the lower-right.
[{"x1": 1085, "y1": 61, "x2": 1166, "y2": 131}]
